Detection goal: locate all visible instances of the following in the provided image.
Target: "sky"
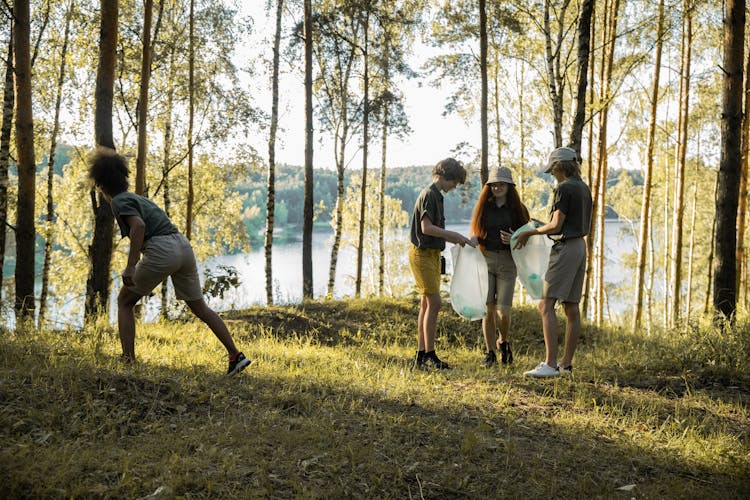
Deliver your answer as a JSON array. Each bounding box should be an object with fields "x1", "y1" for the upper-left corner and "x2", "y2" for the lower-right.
[{"x1": 238, "y1": 2, "x2": 480, "y2": 170}]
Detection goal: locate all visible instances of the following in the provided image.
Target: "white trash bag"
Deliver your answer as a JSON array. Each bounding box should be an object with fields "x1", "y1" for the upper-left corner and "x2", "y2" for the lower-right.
[
  {"x1": 510, "y1": 221, "x2": 553, "y2": 300},
  {"x1": 449, "y1": 245, "x2": 488, "y2": 321}
]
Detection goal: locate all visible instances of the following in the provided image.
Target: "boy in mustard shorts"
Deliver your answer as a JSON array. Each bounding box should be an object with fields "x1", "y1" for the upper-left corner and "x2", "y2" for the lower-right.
[{"x1": 409, "y1": 158, "x2": 472, "y2": 369}]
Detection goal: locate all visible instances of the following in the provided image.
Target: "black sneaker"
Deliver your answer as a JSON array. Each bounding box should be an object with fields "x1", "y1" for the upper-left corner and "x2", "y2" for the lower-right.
[
  {"x1": 482, "y1": 350, "x2": 497, "y2": 368},
  {"x1": 412, "y1": 350, "x2": 426, "y2": 370},
  {"x1": 499, "y1": 341, "x2": 513, "y2": 365},
  {"x1": 227, "y1": 352, "x2": 251, "y2": 375},
  {"x1": 558, "y1": 364, "x2": 573, "y2": 376},
  {"x1": 423, "y1": 351, "x2": 450, "y2": 369}
]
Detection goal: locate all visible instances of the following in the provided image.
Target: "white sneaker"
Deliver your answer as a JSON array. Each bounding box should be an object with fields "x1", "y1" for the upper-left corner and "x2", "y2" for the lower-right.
[{"x1": 523, "y1": 362, "x2": 560, "y2": 377}]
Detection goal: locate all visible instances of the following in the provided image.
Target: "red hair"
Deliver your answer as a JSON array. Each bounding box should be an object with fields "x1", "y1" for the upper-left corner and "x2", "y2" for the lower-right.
[{"x1": 470, "y1": 183, "x2": 530, "y2": 251}]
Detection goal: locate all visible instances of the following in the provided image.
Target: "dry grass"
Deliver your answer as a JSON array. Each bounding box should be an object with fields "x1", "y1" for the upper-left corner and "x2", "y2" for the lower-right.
[{"x1": 1, "y1": 297, "x2": 748, "y2": 498}]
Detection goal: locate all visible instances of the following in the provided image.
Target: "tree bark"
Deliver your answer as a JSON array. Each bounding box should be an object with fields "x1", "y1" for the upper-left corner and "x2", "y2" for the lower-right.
[
  {"x1": 134, "y1": 0, "x2": 154, "y2": 196},
  {"x1": 265, "y1": 0, "x2": 284, "y2": 306},
  {"x1": 479, "y1": 0, "x2": 488, "y2": 183},
  {"x1": 569, "y1": 0, "x2": 593, "y2": 154},
  {"x1": 670, "y1": 0, "x2": 692, "y2": 326},
  {"x1": 85, "y1": 0, "x2": 118, "y2": 322},
  {"x1": 14, "y1": 0, "x2": 37, "y2": 321},
  {"x1": 736, "y1": 32, "x2": 750, "y2": 308},
  {"x1": 0, "y1": 30, "x2": 13, "y2": 308},
  {"x1": 39, "y1": 0, "x2": 74, "y2": 328},
  {"x1": 633, "y1": 0, "x2": 665, "y2": 330},
  {"x1": 714, "y1": 0, "x2": 745, "y2": 320},
  {"x1": 355, "y1": 9, "x2": 370, "y2": 298},
  {"x1": 186, "y1": 0, "x2": 195, "y2": 239},
  {"x1": 303, "y1": 0, "x2": 314, "y2": 299}
]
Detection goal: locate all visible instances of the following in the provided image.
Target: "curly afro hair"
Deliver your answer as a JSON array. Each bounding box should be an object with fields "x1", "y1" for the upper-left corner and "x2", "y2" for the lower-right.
[{"x1": 88, "y1": 147, "x2": 130, "y2": 195}]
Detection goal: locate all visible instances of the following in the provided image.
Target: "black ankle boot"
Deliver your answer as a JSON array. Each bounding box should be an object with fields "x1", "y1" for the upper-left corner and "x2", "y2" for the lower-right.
[
  {"x1": 499, "y1": 341, "x2": 513, "y2": 364},
  {"x1": 423, "y1": 350, "x2": 450, "y2": 369}
]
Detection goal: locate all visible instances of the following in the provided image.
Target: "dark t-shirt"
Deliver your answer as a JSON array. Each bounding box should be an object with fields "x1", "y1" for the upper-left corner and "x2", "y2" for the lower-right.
[
  {"x1": 480, "y1": 203, "x2": 515, "y2": 251},
  {"x1": 410, "y1": 183, "x2": 445, "y2": 250},
  {"x1": 110, "y1": 192, "x2": 179, "y2": 240},
  {"x1": 550, "y1": 175, "x2": 593, "y2": 239}
]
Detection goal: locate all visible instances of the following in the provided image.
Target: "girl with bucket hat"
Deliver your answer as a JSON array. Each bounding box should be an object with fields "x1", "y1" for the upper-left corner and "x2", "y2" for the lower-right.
[{"x1": 469, "y1": 166, "x2": 530, "y2": 367}]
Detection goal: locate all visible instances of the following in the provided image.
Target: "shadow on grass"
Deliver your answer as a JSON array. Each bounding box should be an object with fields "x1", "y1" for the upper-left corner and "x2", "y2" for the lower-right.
[{"x1": 2, "y1": 327, "x2": 748, "y2": 499}]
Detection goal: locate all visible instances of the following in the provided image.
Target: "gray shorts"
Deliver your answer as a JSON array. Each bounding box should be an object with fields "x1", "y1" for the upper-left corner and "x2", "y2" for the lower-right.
[
  {"x1": 129, "y1": 233, "x2": 203, "y2": 301},
  {"x1": 484, "y1": 249, "x2": 517, "y2": 306},
  {"x1": 543, "y1": 237, "x2": 586, "y2": 303}
]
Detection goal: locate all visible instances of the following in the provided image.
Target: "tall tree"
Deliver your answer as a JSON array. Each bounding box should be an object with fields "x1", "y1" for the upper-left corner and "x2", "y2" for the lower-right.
[
  {"x1": 14, "y1": 0, "x2": 37, "y2": 321},
  {"x1": 633, "y1": 0, "x2": 665, "y2": 330},
  {"x1": 479, "y1": 0, "x2": 488, "y2": 183},
  {"x1": 0, "y1": 25, "x2": 13, "y2": 308},
  {"x1": 714, "y1": 0, "x2": 745, "y2": 320},
  {"x1": 669, "y1": 0, "x2": 692, "y2": 326},
  {"x1": 134, "y1": 0, "x2": 154, "y2": 195},
  {"x1": 736, "y1": 32, "x2": 750, "y2": 308},
  {"x1": 39, "y1": 0, "x2": 74, "y2": 328},
  {"x1": 186, "y1": 0, "x2": 195, "y2": 239},
  {"x1": 85, "y1": 0, "x2": 118, "y2": 322},
  {"x1": 303, "y1": 0, "x2": 314, "y2": 299},
  {"x1": 265, "y1": 0, "x2": 284, "y2": 305},
  {"x1": 568, "y1": 0, "x2": 593, "y2": 154},
  {"x1": 543, "y1": 0, "x2": 572, "y2": 148},
  {"x1": 355, "y1": 6, "x2": 370, "y2": 297}
]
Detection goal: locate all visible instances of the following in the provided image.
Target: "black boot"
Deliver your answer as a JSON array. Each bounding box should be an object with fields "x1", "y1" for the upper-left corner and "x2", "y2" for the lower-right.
[
  {"x1": 482, "y1": 350, "x2": 497, "y2": 368},
  {"x1": 413, "y1": 350, "x2": 426, "y2": 370},
  {"x1": 499, "y1": 341, "x2": 513, "y2": 365},
  {"x1": 423, "y1": 350, "x2": 450, "y2": 369}
]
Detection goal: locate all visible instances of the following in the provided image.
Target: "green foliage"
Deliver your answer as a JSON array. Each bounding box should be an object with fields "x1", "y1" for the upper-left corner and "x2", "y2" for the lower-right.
[{"x1": 1, "y1": 298, "x2": 748, "y2": 497}]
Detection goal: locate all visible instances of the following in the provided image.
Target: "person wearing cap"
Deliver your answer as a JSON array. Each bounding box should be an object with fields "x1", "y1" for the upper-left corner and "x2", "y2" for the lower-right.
[
  {"x1": 469, "y1": 166, "x2": 530, "y2": 367},
  {"x1": 409, "y1": 158, "x2": 473, "y2": 370},
  {"x1": 513, "y1": 146, "x2": 592, "y2": 378}
]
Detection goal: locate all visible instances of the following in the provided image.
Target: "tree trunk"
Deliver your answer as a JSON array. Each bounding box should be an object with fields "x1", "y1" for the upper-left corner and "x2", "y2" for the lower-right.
[
  {"x1": 594, "y1": 0, "x2": 621, "y2": 325},
  {"x1": 633, "y1": 0, "x2": 664, "y2": 330},
  {"x1": 39, "y1": 0, "x2": 74, "y2": 329},
  {"x1": 582, "y1": 5, "x2": 598, "y2": 319},
  {"x1": 704, "y1": 173, "x2": 719, "y2": 315},
  {"x1": 355, "y1": 10, "x2": 370, "y2": 298},
  {"x1": 569, "y1": 0, "x2": 593, "y2": 154},
  {"x1": 303, "y1": 0, "x2": 314, "y2": 299},
  {"x1": 14, "y1": 0, "x2": 37, "y2": 321},
  {"x1": 134, "y1": 0, "x2": 153, "y2": 196},
  {"x1": 670, "y1": 0, "x2": 692, "y2": 326},
  {"x1": 736, "y1": 33, "x2": 750, "y2": 308},
  {"x1": 543, "y1": 0, "x2": 571, "y2": 149},
  {"x1": 160, "y1": 44, "x2": 176, "y2": 319},
  {"x1": 378, "y1": 43, "x2": 390, "y2": 297},
  {"x1": 186, "y1": 0, "x2": 195, "y2": 239},
  {"x1": 85, "y1": 0, "x2": 118, "y2": 322},
  {"x1": 685, "y1": 178, "x2": 697, "y2": 320},
  {"x1": 714, "y1": 0, "x2": 745, "y2": 320},
  {"x1": 265, "y1": 0, "x2": 283, "y2": 306},
  {"x1": 479, "y1": 0, "x2": 488, "y2": 183},
  {"x1": 0, "y1": 31, "x2": 14, "y2": 308}
]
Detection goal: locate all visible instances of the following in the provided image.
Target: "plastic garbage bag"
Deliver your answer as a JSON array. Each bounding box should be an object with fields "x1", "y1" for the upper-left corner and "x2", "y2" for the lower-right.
[
  {"x1": 510, "y1": 221, "x2": 553, "y2": 299},
  {"x1": 449, "y1": 245, "x2": 488, "y2": 321}
]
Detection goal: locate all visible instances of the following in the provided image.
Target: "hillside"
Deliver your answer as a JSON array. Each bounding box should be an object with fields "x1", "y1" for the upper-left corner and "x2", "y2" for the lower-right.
[{"x1": 1, "y1": 297, "x2": 747, "y2": 497}]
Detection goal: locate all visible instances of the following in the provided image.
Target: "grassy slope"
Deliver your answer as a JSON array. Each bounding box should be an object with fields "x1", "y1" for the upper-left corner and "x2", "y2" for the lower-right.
[{"x1": 1, "y1": 297, "x2": 748, "y2": 499}]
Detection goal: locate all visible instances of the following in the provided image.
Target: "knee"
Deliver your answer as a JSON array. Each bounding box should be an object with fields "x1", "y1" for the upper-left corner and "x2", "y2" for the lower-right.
[{"x1": 117, "y1": 289, "x2": 138, "y2": 310}]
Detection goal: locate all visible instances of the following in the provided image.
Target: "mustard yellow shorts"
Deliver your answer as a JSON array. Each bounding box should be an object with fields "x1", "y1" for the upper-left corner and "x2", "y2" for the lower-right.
[{"x1": 409, "y1": 246, "x2": 441, "y2": 296}]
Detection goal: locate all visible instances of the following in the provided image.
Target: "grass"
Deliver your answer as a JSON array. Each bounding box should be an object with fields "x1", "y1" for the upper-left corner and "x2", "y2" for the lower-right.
[{"x1": 1, "y1": 297, "x2": 749, "y2": 498}]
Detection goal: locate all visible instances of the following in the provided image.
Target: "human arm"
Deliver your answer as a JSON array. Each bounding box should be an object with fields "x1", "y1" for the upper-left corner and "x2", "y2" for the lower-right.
[
  {"x1": 121, "y1": 215, "x2": 145, "y2": 287},
  {"x1": 513, "y1": 209, "x2": 566, "y2": 249},
  {"x1": 422, "y1": 215, "x2": 472, "y2": 247}
]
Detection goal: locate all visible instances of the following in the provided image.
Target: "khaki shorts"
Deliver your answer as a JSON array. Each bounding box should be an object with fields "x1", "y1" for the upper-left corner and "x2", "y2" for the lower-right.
[
  {"x1": 484, "y1": 249, "x2": 516, "y2": 306},
  {"x1": 130, "y1": 233, "x2": 203, "y2": 301},
  {"x1": 409, "y1": 246, "x2": 441, "y2": 296},
  {"x1": 543, "y1": 237, "x2": 586, "y2": 303}
]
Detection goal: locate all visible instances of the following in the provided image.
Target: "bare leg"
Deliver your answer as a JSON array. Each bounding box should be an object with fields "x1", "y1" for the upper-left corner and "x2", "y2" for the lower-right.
[
  {"x1": 559, "y1": 302, "x2": 581, "y2": 368},
  {"x1": 539, "y1": 298, "x2": 559, "y2": 367},
  {"x1": 117, "y1": 287, "x2": 144, "y2": 362},
  {"x1": 496, "y1": 304, "x2": 511, "y2": 344},
  {"x1": 417, "y1": 296, "x2": 428, "y2": 351},
  {"x1": 422, "y1": 293, "x2": 441, "y2": 352},
  {"x1": 185, "y1": 298, "x2": 239, "y2": 356},
  {"x1": 482, "y1": 303, "x2": 497, "y2": 352}
]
